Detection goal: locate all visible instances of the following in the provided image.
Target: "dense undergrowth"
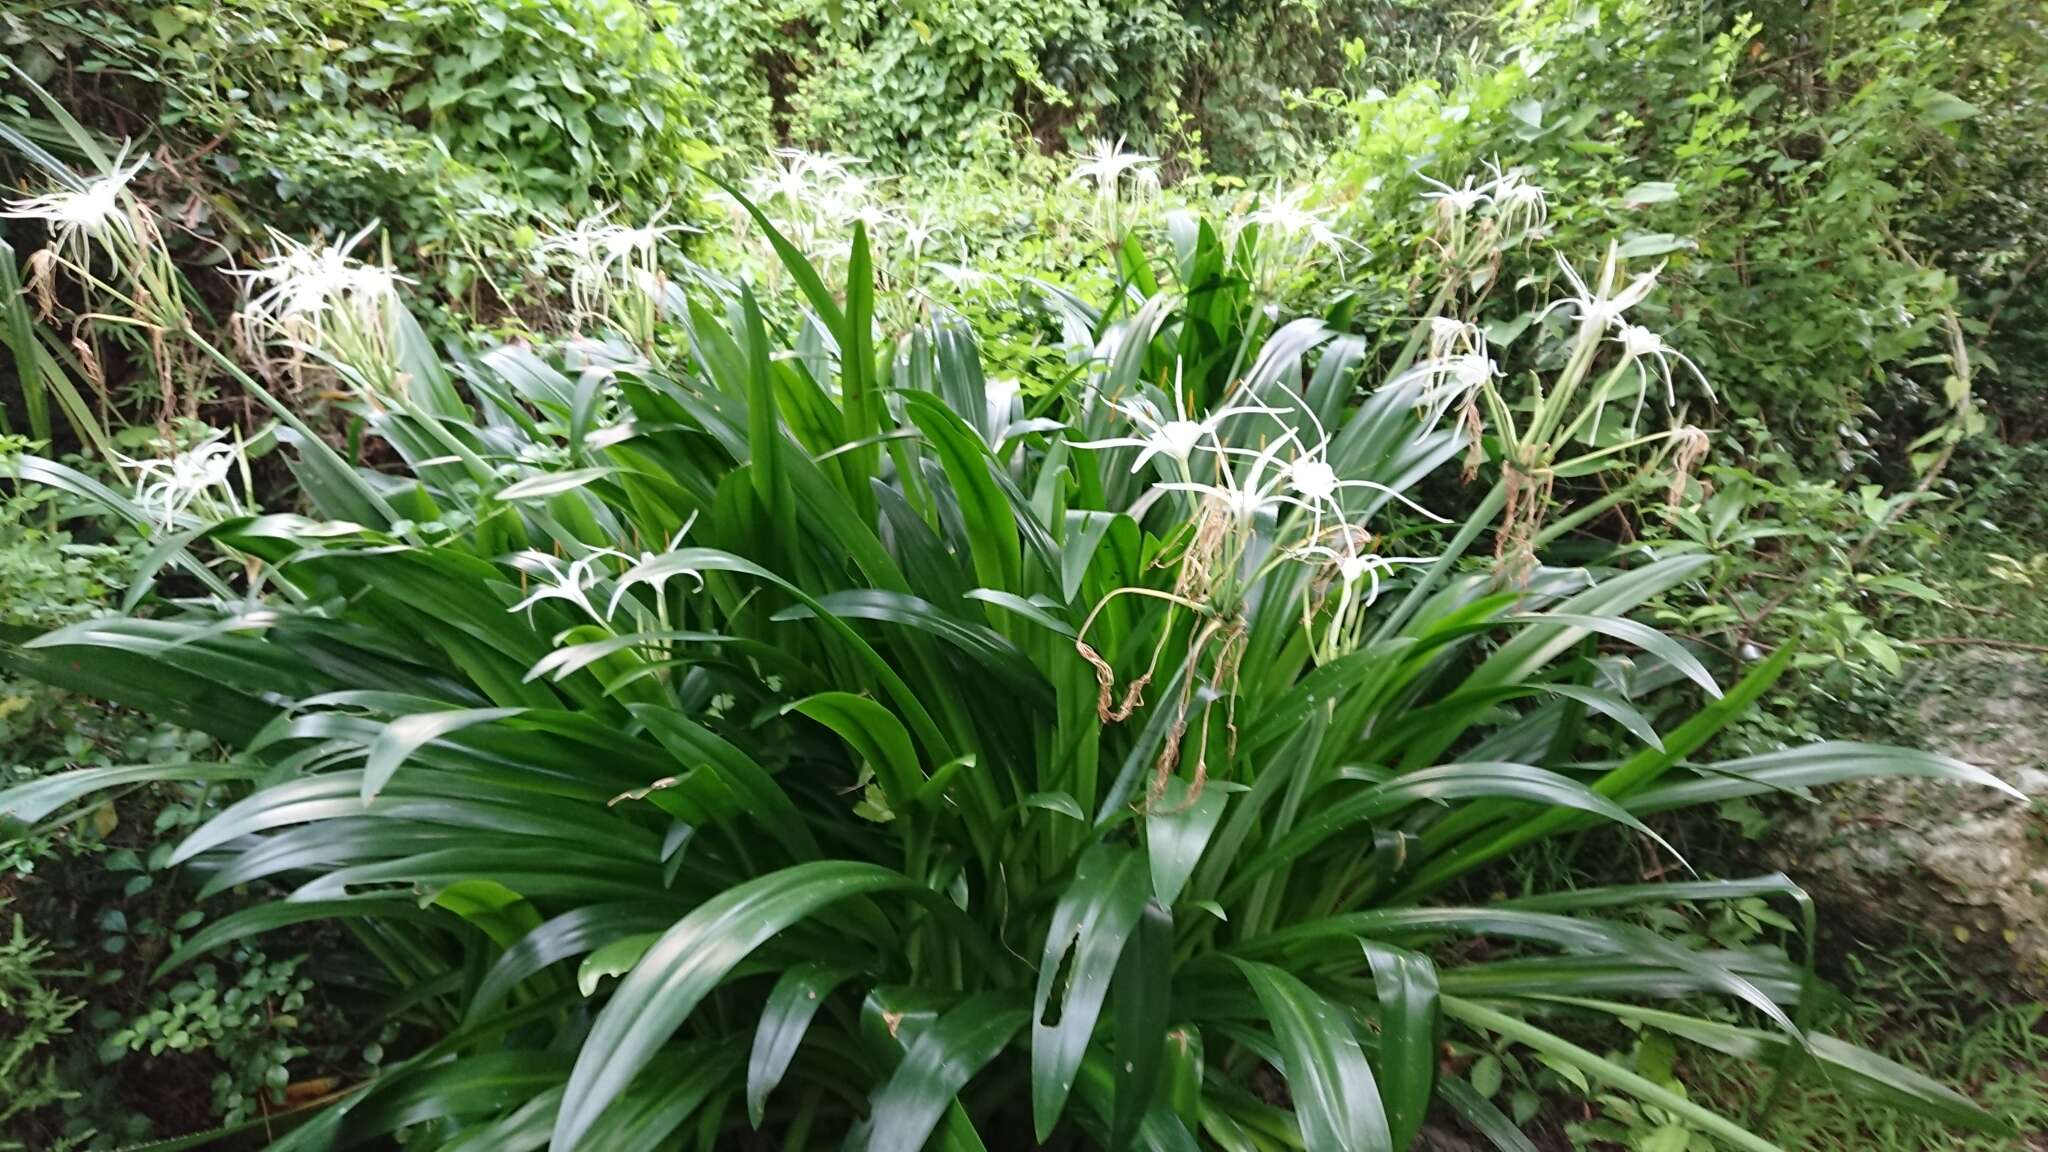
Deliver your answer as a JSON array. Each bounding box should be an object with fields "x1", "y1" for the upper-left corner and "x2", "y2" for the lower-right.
[{"x1": 2, "y1": 0, "x2": 2045, "y2": 1149}]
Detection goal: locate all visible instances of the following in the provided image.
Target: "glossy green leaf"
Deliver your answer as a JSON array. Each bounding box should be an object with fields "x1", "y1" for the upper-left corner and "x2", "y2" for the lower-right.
[
  {"x1": 552, "y1": 861, "x2": 917, "y2": 1151},
  {"x1": 1146, "y1": 775, "x2": 1230, "y2": 908},
  {"x1": 1543, "y1": 997, "x2": 2011, "y2": 1136},
  {"x1": 1363, "y1": 942, "x2": 1437, "y2": 1151},
  {"x1": 1231, "y1": 958, "x2": 1391, "y2": 1152},
  {"x1": 748, "y1": 963, "x2": 861, "y2": 1126},
  {"x1": 363, "y1": 707, "x2": 526, "y2": 801},
  {"x1": 1111, "y1": 900, "x2": 1174, "y2": 1150},
  {"x1": 865, "y1": 992, "x2": 1028, "y2": 1152},
  {"x1": 1033, "y1": 842, "x2": 1152, "y2": 1140}
]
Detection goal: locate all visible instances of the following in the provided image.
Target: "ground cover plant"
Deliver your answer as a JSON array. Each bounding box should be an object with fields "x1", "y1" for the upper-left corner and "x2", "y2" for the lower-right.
[{"x1": 0, "y1": 134, "x2": 2031, "y2": 1152}]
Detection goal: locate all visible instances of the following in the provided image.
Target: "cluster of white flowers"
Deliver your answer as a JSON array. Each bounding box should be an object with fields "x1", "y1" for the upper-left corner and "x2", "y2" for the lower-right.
[
  {"x1": 729, "y1": 149, "x2": 970, "y2": 296},
  {"x1": 1, "y1": 145, "x2": 150, "y2": 267},
  {"x1": 1068, "y1": 137, "x2": 1160, "y2": 236},
  {"x1": 116, "y1": 428, "x2": 243, "y2": 528},
  {"x1": 1417, "y1": 157, "x2": 1549, "y2": 239},
  {"x1": 233, "y1": 225, "x2": 410, "y2": 350},
  {"x1": 1069, "y1": 137, "x2": 1159, "y2": 204},
  {"x1": 1231, "y1": 186, "x2": 1365, "y2": 300},
  {"x1": 736, "y1": 149, "x2": 893, "y2": 272},
  {"x1": 505, "y1": 515, "x2": 702, "y2": 629},
  {"x1": 1409, "y1": 318, "x2": 1499, "y2": 426},
  {"x1": 534, "y1": 206, "x2": 692, "y2": 327},
  {"x1": 1071, "y1": 375, "x2": 1445, "y2": 616},
  {"x1": 1540, "y1": 250, "x2": 1662, "y2": 332}
]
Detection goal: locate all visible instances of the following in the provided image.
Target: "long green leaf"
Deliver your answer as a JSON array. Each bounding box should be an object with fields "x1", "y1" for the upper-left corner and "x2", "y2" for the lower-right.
[
  {"x1": 747, "y1": 963, "x2": 860, "y2": 1126},
  {"x1": 1231, "y1": 958, "x2": 1391, "y2": 1152},
  {"x1": 551, "y1": 861, "x2": 916, "y2": 1151},
  {"x1": 1033, "y1": 841, "x2": 1153, "y2": 1140},
  {"x1": 866, "y1": 992, "x2": 1028, "y2": 1152},
  {"x1": 1363, "y1": 942, "x2": 1437, "y2": 1151}
]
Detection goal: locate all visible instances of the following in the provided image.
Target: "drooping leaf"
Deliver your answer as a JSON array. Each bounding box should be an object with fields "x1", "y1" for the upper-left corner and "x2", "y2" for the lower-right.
[{"x1": 1231, "y1": 958, "x2": 1391, "y2": 1152}]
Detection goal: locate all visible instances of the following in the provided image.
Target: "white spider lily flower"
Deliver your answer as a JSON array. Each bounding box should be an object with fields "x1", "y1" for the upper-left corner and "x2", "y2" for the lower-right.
[
  {"x1": 1427, "y1": 317, "x2": 1487, "y2": 361},
  {"x1": 1154, "y1": 434, "x2": 1298, "y2": 528},
  {"x1": 233, "y1": 225, "x2": 410, "y2": 348},
  {"x1": 1300, "y1": 543, "x2": 1440, "y2": 608},
  {"x1": 1128, "y1": 163, "x2": 1163, "y2": 204},
  {"x1": 1484, "y1": 159, "x2": 1548, "y2": 236},
  {"x1": 506, "y1": 551, "x2": 617, "y2": 624},
  {"x1": 1281, "y1": 453, "x2": 1450, "y2": 525},
  {"x1": 1286, "y1": 456, "x2": 1340, "y2": 502},
  {"x1": 1613, "y1": 323, "x2": 1714, "y2": 427},
  {"x1": 930, "y1": 262, "x2": 996, "y2": 294},
  {"x1": 1541, "y1": 250, "x2": 1663, "y2": 331},
  {"x1": 1413, "y1": 351, "x2": 1500, "y2": 426},
  {"x1": 535, "y1": 207, "x2": 689, "y2": 322},
  {"x1": 1266, "y1": 441, "x2": 1450, "y2": 555},
  {"x1": 1070, "y1": 137, "x2": 1158, "y2": 237},
  {"x1": 752, "y1": 149, "x2": 865, "y2": 210},
  {"x1": 1069, "y1": 137, "x2": 1158, "y2": 197},
  {"x1": 606, "y1": 514, "x2": 704, "y2": 620},
  {"x1": 1417, "y1": 171, "x2": 1492, "y2": 223},
  {"x1": 600, "y1": 220, "x2": 692, "y2": 264},
  {"x1": 895, "y1": 213, "x2": 948, "y2": 265},
  {"x1": 1068, "y1": 393, "x2": 1283, "y2": 474},
  {"x1": 2, "y1": 145, "x2": 149, "y2": 262},
  {"x1": 1241, "y1": 186, "x2": 1361, "y2": 275},
  {"x1": 117, "y1": 430, "x2": 242, "y2": 527}
]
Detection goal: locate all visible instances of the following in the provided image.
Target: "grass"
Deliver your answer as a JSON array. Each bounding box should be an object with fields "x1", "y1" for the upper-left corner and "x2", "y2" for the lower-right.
[{"x1": 1687, "y1": 941, "x2": 2048, "y2": 1151}]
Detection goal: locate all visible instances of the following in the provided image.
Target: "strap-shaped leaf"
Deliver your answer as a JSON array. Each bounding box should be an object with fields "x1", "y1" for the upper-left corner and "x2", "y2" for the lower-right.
[
  {"x1": 1362, "y1": 941, "x2": 1438, "y2": 1151},
  {"x1": 468, "y1": 904, "x2": 677, "y2": 1025},
  {"x1": 786, "y1": 692, "x2": 925, "y2": 819},
  {"x1": 1444, "y1": 997, "x2": 1782, "y2": 1152},
  {"x1": 1231, "y1": 958, "x2": 1391, "y2": 1152},
  {"x1": 1503, "y1": 613, "x2": 1720, "y2": 698},
  {"x1": 1146, "y1": 776, "x2": 1230, "y2": 907},
  {"x1": 1435, "y1": 1074, "x2": 1538, "y2": 1152},
  {"x1": 747, "y1": 963, "x2": 861, "y2": 1126},
  {"x1": 551, "y1": 861, "x2": 917, "y2": 1152},
  {"x1": 902, "y1": 390, "x2": 1023, "y2": 595},
  {"x1": 0, "y1": 760, "x2": 254, "y2": 826},
  {"x1": 1112, "y1": 900, "x2": 1175, "y2": 1149},
  {"x1": 362, "y1": 707, "x2": 525, "y2": 801},
  {"x1": 1627, "y1": 740, "x2": 2024, "y2": 812},
  {"x1": 1540, "y1": 996, "x2": 2012, "y2": 1136},
  {"x1": 775, "y1": 590, "x2": 1052, "y2": 707},
  {"x1": 865, "y1": 991, "x2": 1028, "y2": 1152},
  {"x1": 156, "y1": 898, "x2": 439, "y2": 978},
  {"x1": 1033, "y1": 842, "x2": 1153, "y2": 1140},
  {"x1": 1228, "y1": 761, "x2": 1681, "y2": 901}
]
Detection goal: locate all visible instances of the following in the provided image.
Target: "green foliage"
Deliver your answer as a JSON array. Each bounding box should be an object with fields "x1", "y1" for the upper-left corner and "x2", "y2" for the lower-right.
[
  {"x1": 668, "y1": 0, "x2": 1193, "y2": 162},
  {"x1": 2, "y1": 1, "x2": 2044, "y2": 1147},
  {"x1": 1688, "y1": 944, "x2": 2048, "y2": 1151},
  {"x1": 0, "y1": 461, "x2": 125, "y2": 631},
  {"x1": 101, "y1": 952, "x2": 315, "y2": 1125},
  {"x1": 0, "y1": 443, "x2": 369, "y2": 1149},
  {"x1": 665, "y1": 0, "x2": 1464, "y2": 168},
  {"x1": 1322, "y1": 0, "x2": 2012, "y2": 455},
  {"x1": 0, "y1": 915, "x2": 86, "y2": 1151},
  {"x1": 0, "y1": 193, "x2": 2022, "y2": 1150},
  {"x1": 1183, "y1": 0, "x2": 1482, "y2": 174},
  {"x1": 6, "y1": 0, "x2": 715, "y2": 309}
]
